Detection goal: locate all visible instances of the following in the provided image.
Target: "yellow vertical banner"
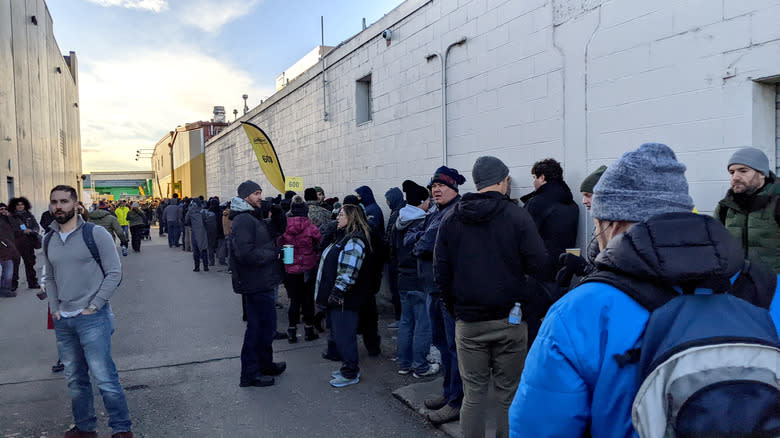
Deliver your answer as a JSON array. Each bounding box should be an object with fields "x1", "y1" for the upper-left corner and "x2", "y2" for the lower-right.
[
  {"x1": 285, "y1": 177, "x2": 303, "y2": 193},
  {"x1": 241, "y1": 121, "x2": 286, "y2": 194}
]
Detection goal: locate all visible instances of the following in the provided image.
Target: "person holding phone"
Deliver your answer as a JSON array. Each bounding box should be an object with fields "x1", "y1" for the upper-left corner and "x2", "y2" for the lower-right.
[{"x1": 9, "y1": 197, "x2": 40, "y2": 290}]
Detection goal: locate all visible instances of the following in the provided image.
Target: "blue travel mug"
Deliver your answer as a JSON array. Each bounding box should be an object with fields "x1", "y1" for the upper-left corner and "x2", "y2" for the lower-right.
[{"x1": 283, "y1": 245, "x2": 294, "y2": 264}]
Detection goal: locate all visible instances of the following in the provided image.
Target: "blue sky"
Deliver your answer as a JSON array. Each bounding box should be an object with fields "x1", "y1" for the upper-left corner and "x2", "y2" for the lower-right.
[{"x1": 46, "y1": 0, "x2": 404, "y2": 171}]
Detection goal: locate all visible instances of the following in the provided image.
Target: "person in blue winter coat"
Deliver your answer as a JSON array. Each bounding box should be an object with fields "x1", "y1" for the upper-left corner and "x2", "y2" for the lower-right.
[{"x1": 508, "y1": 143, "x2": 780, "y2": 438}]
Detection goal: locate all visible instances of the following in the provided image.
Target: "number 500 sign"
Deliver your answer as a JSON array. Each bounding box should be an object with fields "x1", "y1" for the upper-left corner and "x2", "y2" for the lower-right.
[{"x1": 285, "y1": 177, "x2": 303, "y2": 192}]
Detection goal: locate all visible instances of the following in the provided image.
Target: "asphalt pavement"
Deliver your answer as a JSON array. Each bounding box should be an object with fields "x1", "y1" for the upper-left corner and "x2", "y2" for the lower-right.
[{"x1": 0, "y1": 228, "x2": 446, "y2": 437}]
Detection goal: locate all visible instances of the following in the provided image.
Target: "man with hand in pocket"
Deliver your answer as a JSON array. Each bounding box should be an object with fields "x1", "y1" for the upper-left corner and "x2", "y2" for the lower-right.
[{"x1": 43, "y1": 185, "x2": 133, "y2": 438}]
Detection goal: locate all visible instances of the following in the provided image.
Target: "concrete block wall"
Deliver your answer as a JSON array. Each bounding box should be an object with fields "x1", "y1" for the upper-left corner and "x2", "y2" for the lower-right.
[
  {"x1": 0, "y1": 0, "x2": 82, "y2": 215},
  {"x1": 206, "y1": 0, "x2": 779, "y2": 244}
]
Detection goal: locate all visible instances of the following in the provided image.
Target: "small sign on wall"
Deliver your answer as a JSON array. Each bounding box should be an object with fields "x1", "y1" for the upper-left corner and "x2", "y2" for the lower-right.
[{"x1": 285, "y1": 177, "x2": 303, "y2": 192}]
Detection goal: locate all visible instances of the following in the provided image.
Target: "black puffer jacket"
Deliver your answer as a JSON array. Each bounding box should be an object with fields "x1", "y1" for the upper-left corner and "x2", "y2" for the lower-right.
[
  {"x1": 435, "y1": 191, "x2": 548, "y2": 322},
  {"x1": 523, "y1": 179, "x2": 579, "y2": 279},
  {"x1": 229, "y1": 197, "x2": 282, "y2": 294}
]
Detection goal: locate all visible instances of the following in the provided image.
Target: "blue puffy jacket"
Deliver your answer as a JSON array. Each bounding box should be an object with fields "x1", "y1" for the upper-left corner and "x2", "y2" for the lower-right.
[{"x1": 509, "y1": 213, "x2": 780, "y2": 438}]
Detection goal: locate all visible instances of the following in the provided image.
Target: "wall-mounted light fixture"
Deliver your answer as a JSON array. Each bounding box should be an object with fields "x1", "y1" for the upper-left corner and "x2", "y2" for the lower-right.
[
  {"x1": 55, "y1": 67, "x2": 62, "y2": 74},
  {"x1": 31, "y1": 16, "x2": 38, "y2": 25},
  {"x1": 73, "y1": 103, "x2": 78, "y2": 108}
]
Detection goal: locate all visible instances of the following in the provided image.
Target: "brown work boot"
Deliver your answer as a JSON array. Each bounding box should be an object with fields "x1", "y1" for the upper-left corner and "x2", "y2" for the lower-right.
[
  {"x1": 427, "y1": 404, "x2": 460, "y2": 425},
  {"x1": 64, "y1": 426, "x2": 97, "y2": 437},
  {"x1": 111, "y1": 432, "x2": 134, "y2": 438},
  {"x1": 423, "y1": 394, "x2": 447, "y2": 410}
]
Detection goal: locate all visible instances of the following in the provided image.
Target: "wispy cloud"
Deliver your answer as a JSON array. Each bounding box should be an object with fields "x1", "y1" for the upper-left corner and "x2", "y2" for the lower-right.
[
  {"x1": 79, "y1": 49, "x2": 272, "y2": 171},
  {"x1": 178, "y1": 0, "x2": 262, "y2": 33},
  {"x1": 86, "y1": 0, "x2": 169, "y2": 13}
]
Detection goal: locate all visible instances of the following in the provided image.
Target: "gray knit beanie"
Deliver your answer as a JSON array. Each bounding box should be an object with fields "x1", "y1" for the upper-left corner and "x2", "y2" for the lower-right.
[
  {"x1": 727, "y1": 147, "x2": 770, "y2": 176},
  {"x1": 591, "y1": 143, "x2": 693, "y2": 223},
  {"x1": 237, "y1": 180, "x2": 262, "y2": 199},
  {"x1": 472, "y1": 156, "x2": 509, "y2": 191}
]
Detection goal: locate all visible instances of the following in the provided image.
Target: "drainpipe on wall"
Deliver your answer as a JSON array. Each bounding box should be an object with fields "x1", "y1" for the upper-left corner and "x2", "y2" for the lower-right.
[
  {"x1": 168, "y1": 130, "x2": 177, "y2": 197},
  {"x1": 426, "y1": 37, "x2": 467, "y2": 167}
]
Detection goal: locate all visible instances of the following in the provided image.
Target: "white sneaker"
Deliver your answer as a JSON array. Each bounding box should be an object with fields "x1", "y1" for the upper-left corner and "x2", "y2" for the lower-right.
[
  {"x1": 413, "y1": 362, "x2": 440, "y2": 378},
  {"x1": 398, "y1": 368, "x2": 411, "y2": 375}
]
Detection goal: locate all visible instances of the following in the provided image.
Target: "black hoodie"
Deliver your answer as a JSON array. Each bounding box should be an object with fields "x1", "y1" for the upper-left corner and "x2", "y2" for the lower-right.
[{"x1": 435, "y1": 191, "x2": 548, "y2": 322}]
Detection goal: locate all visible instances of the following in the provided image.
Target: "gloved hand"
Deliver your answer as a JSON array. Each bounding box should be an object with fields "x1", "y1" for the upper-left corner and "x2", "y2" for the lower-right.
[
  {"x1": 328, "y1": 288, "x2": 345, "y2": 306},
  {"x1": 555, "y1": 253, "x2": 588, "y2": 287}
]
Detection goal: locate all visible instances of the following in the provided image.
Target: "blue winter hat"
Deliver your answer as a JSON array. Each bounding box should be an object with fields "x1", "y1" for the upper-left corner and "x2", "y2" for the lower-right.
[
  {"x1": 591, "y1": 143, "x2": 694, "y2": 223},
  {"x1": 428, "y1": 166, "x2": 466, "y2": 192}
]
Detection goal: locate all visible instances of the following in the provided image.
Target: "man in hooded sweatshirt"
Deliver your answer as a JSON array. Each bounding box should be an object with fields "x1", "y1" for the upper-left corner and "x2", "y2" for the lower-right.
[
  {"x1": 436, "y1": 156, "x2": 547, "y2": 438},
  {"x1": 384, "y1": 186, "x2": 405, "y2": 326},
  {"x1": 230, "y1": 180, "x2": 287, "y2": 387},
  {"x1": 353, "y1": 185, "x2": 385, "y2": 356},
  {"x1": 394, "y1": 180, "x2": 438, "y2": 377}
]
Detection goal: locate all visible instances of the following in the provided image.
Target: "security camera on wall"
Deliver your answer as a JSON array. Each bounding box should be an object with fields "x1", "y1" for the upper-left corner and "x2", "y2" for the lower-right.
[{"x1": 382, "y1": 29, "x2": 392, "y2": 41}]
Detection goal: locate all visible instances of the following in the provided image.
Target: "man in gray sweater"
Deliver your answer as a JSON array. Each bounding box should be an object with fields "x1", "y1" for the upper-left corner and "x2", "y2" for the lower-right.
[{"x1": 43, "y1": 185, "x2": 133, "y2": 438}]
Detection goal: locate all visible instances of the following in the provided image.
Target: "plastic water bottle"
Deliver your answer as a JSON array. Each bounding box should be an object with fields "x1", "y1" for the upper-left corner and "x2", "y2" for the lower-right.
[{"x1": 508, "y1": 302, "x2": 522, "y2": 325}]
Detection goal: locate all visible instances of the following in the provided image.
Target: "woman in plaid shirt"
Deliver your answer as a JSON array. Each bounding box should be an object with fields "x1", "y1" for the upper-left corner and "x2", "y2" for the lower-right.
[{"x1": 315, "y1": 204, "x2": 375, "y2": 388}]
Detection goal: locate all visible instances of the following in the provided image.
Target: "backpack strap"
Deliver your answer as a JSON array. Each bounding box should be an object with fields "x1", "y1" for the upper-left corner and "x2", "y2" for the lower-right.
[
  {"x1": 81, "y1": 222, "x2": 105, "y2": 275},
  {"x1": 43, "y1": 230, "x2": 54, "y2": 258}
]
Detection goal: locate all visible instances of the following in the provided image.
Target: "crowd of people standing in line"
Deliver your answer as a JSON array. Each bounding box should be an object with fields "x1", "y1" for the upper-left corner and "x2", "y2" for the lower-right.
[
  {"x1": 214, "y1": 144, "x2": 780, "y2": 438},
  {"x1": 5, "y1": 143, "x2": 779, "y2": 438}
]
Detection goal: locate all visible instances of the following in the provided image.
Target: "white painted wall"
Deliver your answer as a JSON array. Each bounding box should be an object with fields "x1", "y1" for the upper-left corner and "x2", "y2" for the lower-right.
[
  {"x1": 0, "y1": 0, "x2": 82, "y2": 214},
  {"x1": 206, "y1": 0, "x2": 780, "y2": 245}
]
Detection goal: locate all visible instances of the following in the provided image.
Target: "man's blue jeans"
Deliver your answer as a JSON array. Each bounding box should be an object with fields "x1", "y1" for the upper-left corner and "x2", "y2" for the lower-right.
[
  {"x1": 54, "y1": 305, "x2": 131, "y2": 433},
  {"x1": 428, "y1": 294, "x2": 463, "y2": 408},
  {"x1": 397, "y1": 290, "x2": 432, "y2": 373},
  {"x1": 167, "y1": 223, "x2": 181, "y2": 247},
  {"x1": 0, "y1": 259, "x2": 13, "y2": 289},
  {"x1": 120, "y1": 225, "x2": 129, "y2": 241}
]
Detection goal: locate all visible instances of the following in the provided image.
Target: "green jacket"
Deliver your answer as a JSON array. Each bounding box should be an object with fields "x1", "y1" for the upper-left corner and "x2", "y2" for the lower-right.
[
  {"x1": 88, "y1": 209, "x2": 128, "y2": 246},
  {"x1": 714, "y1": 174, "x2": 779, "y2": 273},
  {"x1": 127, "y1": 208, "x2": 145, "y2": 227}
]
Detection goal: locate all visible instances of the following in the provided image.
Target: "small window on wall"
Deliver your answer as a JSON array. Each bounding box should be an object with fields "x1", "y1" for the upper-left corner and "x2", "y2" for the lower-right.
[
  {"x1": 6, "y1": 177, "x2": 14, "y2": 200},
  {"x1": 356, "y1": 74, "x2": 372, "y2": 125}
]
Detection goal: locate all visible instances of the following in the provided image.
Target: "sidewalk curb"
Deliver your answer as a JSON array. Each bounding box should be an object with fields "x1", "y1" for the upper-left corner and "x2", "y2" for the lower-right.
[{"x1": 392, "y1": 378, "x2": 463, "y2": 438}]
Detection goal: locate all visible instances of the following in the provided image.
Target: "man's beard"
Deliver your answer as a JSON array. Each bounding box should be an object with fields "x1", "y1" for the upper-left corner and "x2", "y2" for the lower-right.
[{"x1": 54, "y1": 208, "x2": 76, "y2": 224}]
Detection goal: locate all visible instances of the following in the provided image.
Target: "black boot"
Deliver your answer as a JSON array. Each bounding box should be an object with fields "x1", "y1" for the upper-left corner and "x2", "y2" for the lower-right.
[
  {"x1": 313, "y1": 312, "x2": 326, "y2": 333},
  {"x1": 203, "y1": 260, "x2": 209, "y2": 272},
  {"x1": 304, "y1": 325, "x2": 319, "y2": 341},
  {"x1": 287, "y1": 327, "x2": 298, "y2": 344},
  {"x1": 193, "y1": 265, "x2": 200, "y2": 272}
]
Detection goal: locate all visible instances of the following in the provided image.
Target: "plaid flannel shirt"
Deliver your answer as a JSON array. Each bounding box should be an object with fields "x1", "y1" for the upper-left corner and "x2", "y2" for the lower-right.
[{"x1": 334, "y1": 237, "x2": 366, "y2": 292}]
